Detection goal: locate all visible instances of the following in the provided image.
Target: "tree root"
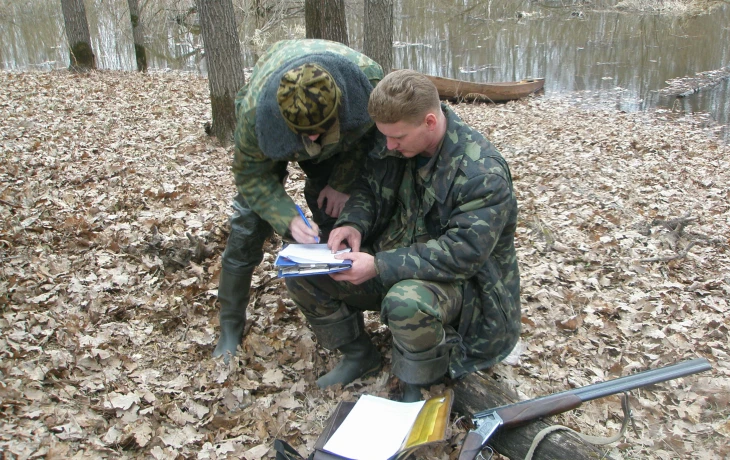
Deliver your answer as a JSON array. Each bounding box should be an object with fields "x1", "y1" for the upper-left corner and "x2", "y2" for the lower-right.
[
  {"x1": 639, "y1": 214, "x2": 725, "y2": 263},
  {"x1": 640, "y1": 240, "x2": 697, "y2": 263}
]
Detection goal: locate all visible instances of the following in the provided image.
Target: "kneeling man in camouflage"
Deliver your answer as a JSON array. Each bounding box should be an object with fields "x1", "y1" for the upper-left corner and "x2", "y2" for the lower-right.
[{"x1": 286, "y1": 70, "x2": 521, "y2": 402}]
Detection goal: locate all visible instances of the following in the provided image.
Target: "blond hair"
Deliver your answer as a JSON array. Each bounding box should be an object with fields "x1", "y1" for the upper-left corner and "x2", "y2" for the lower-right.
[{"x1": 368, "y1": 69, "x2": 440, "y2": 124}]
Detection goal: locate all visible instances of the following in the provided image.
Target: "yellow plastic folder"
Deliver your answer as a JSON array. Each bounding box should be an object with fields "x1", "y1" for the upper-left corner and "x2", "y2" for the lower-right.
[
  {"x1": 318, "y1": 390, "x2": 454, "y2": 460},
  {"x1": 398, "y1": 390, "x2": 453, "y2": 453}
]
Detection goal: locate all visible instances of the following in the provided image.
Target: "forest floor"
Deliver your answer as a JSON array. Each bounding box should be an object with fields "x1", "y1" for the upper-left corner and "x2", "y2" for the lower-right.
[{"x1": 1, "y1": 70, "x2": 728, "y2": 460}]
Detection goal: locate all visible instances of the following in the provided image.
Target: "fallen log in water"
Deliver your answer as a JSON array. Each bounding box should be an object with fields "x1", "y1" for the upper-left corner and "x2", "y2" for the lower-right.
[{"x1": 660, "y1": 65, "x2": 730, "y2": 98}]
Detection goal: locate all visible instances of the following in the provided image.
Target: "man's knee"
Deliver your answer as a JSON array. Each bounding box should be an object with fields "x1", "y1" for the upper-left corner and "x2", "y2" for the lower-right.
[
  {"x1": 381, "y1": 280, "x2": 444, "y2": 352},
  {"x1": 381, "y1": 280, "x2": 438, "y2": 322}
]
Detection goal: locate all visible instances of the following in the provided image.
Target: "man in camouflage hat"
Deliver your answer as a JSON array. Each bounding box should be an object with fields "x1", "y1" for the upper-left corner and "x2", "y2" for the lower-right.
[
  {"x1": 286, "y1": 70, "x2": 521, "y2": 401},
  {"x1": 213, "y1": 40, "x2": 383, "y2": 361}
]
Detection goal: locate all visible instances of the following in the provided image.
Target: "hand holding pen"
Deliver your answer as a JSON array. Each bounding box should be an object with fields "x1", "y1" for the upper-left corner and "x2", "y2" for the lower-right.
[{"x1": 290, "y1": 204, "x2": 320, "y2": 243}]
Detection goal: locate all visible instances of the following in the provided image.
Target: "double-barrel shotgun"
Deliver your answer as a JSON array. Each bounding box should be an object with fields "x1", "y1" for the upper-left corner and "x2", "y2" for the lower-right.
[{"x1": 458, "y1": 357, "x2": 712, "y2": 460}]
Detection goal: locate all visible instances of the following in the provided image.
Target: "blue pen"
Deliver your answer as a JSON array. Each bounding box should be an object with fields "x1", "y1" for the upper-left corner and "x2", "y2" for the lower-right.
[{"x1": 295, "y1": 204, "x2": 320, "y2": 243}]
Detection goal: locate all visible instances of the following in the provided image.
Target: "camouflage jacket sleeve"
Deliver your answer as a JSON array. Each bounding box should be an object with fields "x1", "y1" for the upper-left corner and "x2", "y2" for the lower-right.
[
  {"x1": 373, "y1": 167, "x2": 515, "y2": 289},
  {"x1": 232, "y1": 112, "x2": 297, "y2": 236}
]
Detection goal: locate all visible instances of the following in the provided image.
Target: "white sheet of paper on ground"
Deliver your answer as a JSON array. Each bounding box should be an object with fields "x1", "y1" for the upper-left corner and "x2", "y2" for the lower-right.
[
  {"x1": 278, "y1": 244, "x2": 351, "y2": 265},
  {"x1": 322, "y1": 395, "x2": 425, "y2": 460}
]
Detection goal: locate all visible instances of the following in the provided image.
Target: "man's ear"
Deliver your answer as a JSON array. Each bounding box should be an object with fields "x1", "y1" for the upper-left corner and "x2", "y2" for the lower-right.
[{"x1": 424, "y1": 112, "x2": 438, "y2": 130}]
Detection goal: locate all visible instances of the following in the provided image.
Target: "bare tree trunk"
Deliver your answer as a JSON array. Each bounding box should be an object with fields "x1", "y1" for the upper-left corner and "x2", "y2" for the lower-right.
[
  {"x1": 196, "y1": 0, "x2": 246, "y2": 145},
  {"x1": 305, "y1": 0, "x2": 349, "y2": 46},
  {"x1": 363, "y1": 0, "x2": 393, "y2": 73},
  {"x1": 60, "y1": 0, "x2": 96, "y2": 71},
  {"x1": 127, "y1": 0, "x2": 147, "y2": 72}
]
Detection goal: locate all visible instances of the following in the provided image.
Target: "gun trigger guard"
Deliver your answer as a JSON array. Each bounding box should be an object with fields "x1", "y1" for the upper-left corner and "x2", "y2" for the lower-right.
[{"x1": 477, "y1": 446, "x2": 494, "y2": 460}]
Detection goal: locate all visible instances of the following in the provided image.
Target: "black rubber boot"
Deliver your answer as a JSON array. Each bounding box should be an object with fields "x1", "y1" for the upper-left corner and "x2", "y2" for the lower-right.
[
  {"x1": 213, "y1": 269, "x2": 253, "y2": 362},
  {"x1": 308, "y1": 311, "x2": 383, "y2": 388},
  {"x1": 402, "y1": 383, "x2": 428, "y2": 403},
  {"x1": 316, "y1": 333, "x2": 382, "y2": 388},
  {"x1": 392, "y1": 342, "x2": 451, "y2": 402}
]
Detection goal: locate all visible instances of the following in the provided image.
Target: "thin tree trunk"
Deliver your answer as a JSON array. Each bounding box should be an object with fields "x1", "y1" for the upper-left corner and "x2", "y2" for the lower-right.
[
  {"x1": 127, "y1": 0, "x2": 147, "y2": 72},
  {"x1": 60, "y1": 0, "x2": 96, "y2": 71},
  {"x1": 305, "y1": 0, "x2": 348, "y2": 46},
  {"x1": 196, "y1": 0, "x2": 246, "y2": 145},
  {"x1": 363, "y1": 0, "x2": 393, "y2": 73}
]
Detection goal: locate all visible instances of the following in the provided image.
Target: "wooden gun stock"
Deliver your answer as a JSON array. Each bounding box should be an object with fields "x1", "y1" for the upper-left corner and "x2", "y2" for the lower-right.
[{"x1": 497, "y1": 393, "x2": 583, "y2": 428}]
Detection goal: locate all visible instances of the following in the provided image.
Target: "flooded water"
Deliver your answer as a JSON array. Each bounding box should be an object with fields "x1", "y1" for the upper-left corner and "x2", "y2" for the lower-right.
[{"x1": 1, "y1": 0, "x2": 728, "y2": 138}]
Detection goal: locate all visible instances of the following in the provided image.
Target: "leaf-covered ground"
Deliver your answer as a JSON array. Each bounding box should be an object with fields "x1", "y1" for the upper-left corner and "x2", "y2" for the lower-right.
[{"x1": 1, "y1": 70, "x2": 728, "y2": 460}]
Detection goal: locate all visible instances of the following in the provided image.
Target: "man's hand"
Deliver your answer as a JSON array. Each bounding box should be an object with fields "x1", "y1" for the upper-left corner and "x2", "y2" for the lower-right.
[
  {"x1": 330, "y1": 251, "x2": 377, "y2": 285},
  {"x1": 317, "y1": 185, "x2": 350, "y2": 218},
  {"x1": 289, "y1": 216, "x2": 320, "y2": 243},
  {"x1": 328, "y1": 226, "x2": 362, "y2": 253}
]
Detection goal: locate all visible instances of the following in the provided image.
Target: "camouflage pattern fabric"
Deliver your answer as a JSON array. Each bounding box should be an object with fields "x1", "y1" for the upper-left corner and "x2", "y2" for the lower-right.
[
  {"x1": 331, "y1": 104, "x2": 521, "y2": 378},
  {"x1": 277, "y1": 63, "x2": 341, "y2": 135},
  {"x1": 286, "y1": 272, "x2": 463, "y2": 354},
  {"x1": 233, "y1": 39, "x2": 383, "y2": 236}
]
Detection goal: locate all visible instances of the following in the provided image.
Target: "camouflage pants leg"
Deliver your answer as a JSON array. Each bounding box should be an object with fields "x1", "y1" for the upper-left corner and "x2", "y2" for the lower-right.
[
  {"x1": 222, "y1": 161, "x2": 288, "y2": 273},
  {"x1": 381, "y1": 279, "x2": 463, "y2": 354},
  {"x1": 221, "y1": 193, "x2": 275, "y2": 274},
  {"x1": 287, "y1": 274, "x2": 463, "y2": 356},
  {"x1": 286, "y1": 274, "x2": 385, "y2": 349},
  {"x1": 286, "y1": 274, "x2": 385, "y2": 320}
]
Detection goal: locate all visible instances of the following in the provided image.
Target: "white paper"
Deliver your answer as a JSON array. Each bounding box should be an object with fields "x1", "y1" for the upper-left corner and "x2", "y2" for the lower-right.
[
  {"x1": 279, "y1": 244, "x2": 351, "y2": 265},
  {"x1": 322, "y1": 395, "x2": 425, "y2": 460}
]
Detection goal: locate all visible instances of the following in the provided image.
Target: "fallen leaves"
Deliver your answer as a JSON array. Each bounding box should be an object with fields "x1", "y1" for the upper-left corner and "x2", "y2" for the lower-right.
[{"x1": 1, "y1": 69, "x2": 728, "y2": 460}]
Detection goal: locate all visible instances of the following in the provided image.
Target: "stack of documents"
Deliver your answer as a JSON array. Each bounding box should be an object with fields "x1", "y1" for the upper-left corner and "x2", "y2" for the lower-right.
[{"x1": 275, "y1": 244, "x2": 352, "y2": 277}]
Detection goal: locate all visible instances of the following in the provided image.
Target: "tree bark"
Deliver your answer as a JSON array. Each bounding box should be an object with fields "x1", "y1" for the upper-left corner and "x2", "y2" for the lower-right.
[
  {"x1": 453, "y1": 372, "x2": 615, "y2": 460},
  {"x1": 126, "y1": 0, "x2": 147, "y2": 72},
  {"x1": 60, "y1": 0, "x2": 96, "y2": 71},
  {"x1": 363, "y1": 0, "x2": 393, "y2": 74},
  {"x1": 305, "y1": 0, "x2": 349, "y2": 46},
  {"x1": 196, "y1": 0, "x2": 246, "y2": 145}
]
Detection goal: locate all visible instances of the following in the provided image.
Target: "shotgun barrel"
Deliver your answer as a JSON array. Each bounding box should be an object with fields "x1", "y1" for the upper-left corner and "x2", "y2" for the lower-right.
[{"x1": 474, "y1": 357, "x2": 712, "y2": 420}]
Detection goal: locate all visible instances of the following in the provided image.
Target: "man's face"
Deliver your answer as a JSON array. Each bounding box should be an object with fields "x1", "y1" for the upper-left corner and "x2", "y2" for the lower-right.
[{"x1": 376, "y1": 118, "x2": 432, "y2": 158}]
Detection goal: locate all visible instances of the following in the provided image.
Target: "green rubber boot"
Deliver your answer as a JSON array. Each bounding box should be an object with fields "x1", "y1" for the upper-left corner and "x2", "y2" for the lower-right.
[
  {"x1": 213, "y1": 269, "x2": 253, "y2": 362},
  {"x1": 309, "y1": 311, "x2": 382, "y2": 388},
  {"x1": 392, "y1": 342, "x2": 451, "y2": 402},
  {"x1": 316, "y1": 333, "x2": 382, "y2": 388}
]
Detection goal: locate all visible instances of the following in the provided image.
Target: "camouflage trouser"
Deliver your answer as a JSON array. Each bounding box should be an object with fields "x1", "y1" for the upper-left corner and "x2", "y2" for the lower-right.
[
  {"x1": 221, "y1": 157, "x2": 338, "y2": 274},
  {"x1": 285, "y1": 273, "x2": 463, "y2": 354}
]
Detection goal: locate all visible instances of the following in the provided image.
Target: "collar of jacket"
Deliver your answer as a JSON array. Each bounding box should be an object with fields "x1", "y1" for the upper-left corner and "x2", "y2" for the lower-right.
[
  {"x1": 369, "y1": 104, "x2": 463, "y2": 205},
  {"x1": 429, "y1": 104, "x2": 465, "y2": 205}
]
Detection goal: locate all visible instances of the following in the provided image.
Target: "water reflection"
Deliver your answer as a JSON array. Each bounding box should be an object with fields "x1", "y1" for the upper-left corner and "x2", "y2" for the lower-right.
[
  {"x1": 0, "y1": 2, "x2": 66, "y2": 71},
  {"x1": 0, "y1": 0, "x2": 728, "y2": 137},
  {"x1": 392, "y1": 0, "x2": 730, "y2": 133}
]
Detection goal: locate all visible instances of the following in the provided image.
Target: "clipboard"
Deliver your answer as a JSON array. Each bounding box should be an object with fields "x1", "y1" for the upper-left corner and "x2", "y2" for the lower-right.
[{"x1": 275, "y1": 254, "x2": 352, "y2": 277}]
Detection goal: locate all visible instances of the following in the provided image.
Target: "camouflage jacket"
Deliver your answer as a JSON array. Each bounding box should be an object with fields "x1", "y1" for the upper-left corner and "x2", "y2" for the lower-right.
[
  {"x1": 232, "y1": 39, "x2": 383, "y2": 235},
  {"x1": 337, "y1": 105, "x2": 521, "y2": 377}
]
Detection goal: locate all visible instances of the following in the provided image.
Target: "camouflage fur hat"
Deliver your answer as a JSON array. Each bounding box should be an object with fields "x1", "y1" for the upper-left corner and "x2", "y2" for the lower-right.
[{"x1": 276, "y1": 63, "x2": 341, "y2": 135}]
